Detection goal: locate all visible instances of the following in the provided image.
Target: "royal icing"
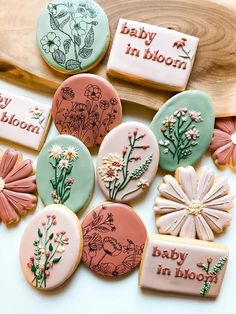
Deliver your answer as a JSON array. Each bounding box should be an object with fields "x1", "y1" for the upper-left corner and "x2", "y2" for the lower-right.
[
  {"x1": 97, "y1": 122, "x2": 159, "y2": 202},
  {"x1": 139, "y1": 235, "x2": 228, "y2": 297},
  {"x1": 82, "y1": 202, "x2": 147, "y2": 277},
  {"x1": 150, "y1": 90, "x2": 215, "y2": 172},
  {"x1": 20, "y1": 204, "x2": 83, "y2": 290},
  {"x1": 210, "y1": 117, "x2": 236, "y2": 168},
  {"x1": 153, "y1": 166, "x2": 233, "y2": 241},
  {"x1": 52, "y1": 74, "x2": 122, "y2": 148},
  {"x1": 107, "y1": 18, "x2": 199, "y2": 91},
  {"x1": 36, "y1": 0, "x2": 110, "y2": 73},
  {"x1": 36, "y1": 135, "x2": 95, "y2": 213},
  {"x1": 0, "y1": 89, "x2": 51, "y2": 151},
  {"x1": 0, "y1": 148, "x2": 37, "y2": 224}
]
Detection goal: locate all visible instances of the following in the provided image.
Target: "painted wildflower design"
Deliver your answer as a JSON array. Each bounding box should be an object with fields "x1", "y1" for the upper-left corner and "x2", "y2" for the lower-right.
[
  {"x1": 48, "y1": 144, "x2": 79, "y2": 204},
  {"x1": 27, "y1": 214, "x2": 69, "y2": 289},
  {"x1": 197, "y1": 256, "x2": 228, "y2": 296},
  {"x1": 158, "y1": 108, "x2": 203, "y2": 163},
  {"x1": 98, "y1": 128, "x2": 153, "y2": 200},
  {"x1": 173, "y1": 38, "x2": 193, "y2": 62},
  {"x1": 40, "y1": 1, "x2": 99, "y2": 71},
  {"x1": 29, "y1": 106, "x2": 45, "y2": 128}
]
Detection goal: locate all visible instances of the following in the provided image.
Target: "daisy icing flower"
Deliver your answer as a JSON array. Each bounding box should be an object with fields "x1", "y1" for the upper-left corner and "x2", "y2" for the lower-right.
[
  {"x1": 174, "y1": 108, "x2": 187, "y2": 117},
  {"x1": 185, "y1": 128, "x2": 200, "y2": 140},
  {"x1": 162, "y1": 116, "x2": 176, "y2": 127},
  {"x1": 189, "y1": 111, "x2": 203, "y2": 122},
  {"x1": 102, "y1": 153, "x2": 125, "y2": 171},
  {"x1": 29, "y1": 106, "x2": 44, "y2": 118},
  {"x1": 63, "y1": 146, "x2": 79, "y2": 160},
  {"x1": 58, "y1": 159, "x2": 71, "y2": 169},
  {"x1": 98, "y1": 165, "x2": 119, "y2": 182},
  {"x1": 49, "y1": 144, "x2": 63, "y2": 159}
]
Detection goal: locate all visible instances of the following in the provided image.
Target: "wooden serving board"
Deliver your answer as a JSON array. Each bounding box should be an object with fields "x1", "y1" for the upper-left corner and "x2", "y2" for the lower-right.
[{"x1": 0, "y1": 0, "x2": 236, "y2": 117}]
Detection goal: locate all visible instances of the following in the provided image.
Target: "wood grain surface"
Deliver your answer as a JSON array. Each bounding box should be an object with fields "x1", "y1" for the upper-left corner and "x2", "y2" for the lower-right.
[{"x1": 0, "y1": 0, "x2": 236, "y2": 117}]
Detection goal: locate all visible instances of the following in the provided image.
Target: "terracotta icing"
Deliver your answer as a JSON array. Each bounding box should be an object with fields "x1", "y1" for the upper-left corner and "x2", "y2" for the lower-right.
[
  {"x1": 107, "y1": 19, "x2": 199, "y2": 91},
  {"x1": 0, "y1": 148, "x2": 37, "y2": 224},
  {"x1": 52, "y1": 74, "x2": 122, "y2": 148},
  {"x1": 0, "y1": 89, "x2": 51, "y2": 151},
  {"x1": 139, "y1": 235, "x2": 228, "y2": 297},
  {"x1": 97, "y1": 122, "x2": 159, "y2": 202},
  {"x1": 82, "y1": 202, "x2": 147, "y2": 277},
  {"x1": 19, "y1": 204, "x2": 83, "y2": 290},
  {"x1": 153, "y1": 166, "x2": 233, "y2": 241}
]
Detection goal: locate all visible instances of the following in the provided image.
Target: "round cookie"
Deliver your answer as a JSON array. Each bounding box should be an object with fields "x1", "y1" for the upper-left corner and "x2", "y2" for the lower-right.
[
  {"x1": 36, "y1": 135, "x2": 94, "y2": 213},
  {"x1": 82, "y1": 202, "x2": 147, "y2": 277},
  {"x1": 0, "y1": 148, "x2": 37, "y2": 224},
  {"x1": 150, "y1": 90, "x2": 215, "y2": 172},
  {"x1": 52, "y1": 74, "x2": 122, "y2": 148},
  {"x1": 97, "y1": 122, "x2": 159, "y2": 202},
  {"x1": 20, "y1": 204, "x2": 83, "y2": 290},
  {"x1": 36, "y1": 0, "x2": 110, "y2": 74}
]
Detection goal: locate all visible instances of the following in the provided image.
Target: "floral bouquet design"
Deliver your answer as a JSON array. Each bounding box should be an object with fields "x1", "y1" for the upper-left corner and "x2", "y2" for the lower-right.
[
  {"x1": 29, "y1": 106, "x2": 45, "y2": 128},
  {"x1": 27, "y1": 215, "x2": 69, "y2": 288},
  {"x1": 48, "y1": 144, "x2": 79, "y2": 204},
  {"x1": 173, "y1": 38, "x2": 193, "y2": 62}
]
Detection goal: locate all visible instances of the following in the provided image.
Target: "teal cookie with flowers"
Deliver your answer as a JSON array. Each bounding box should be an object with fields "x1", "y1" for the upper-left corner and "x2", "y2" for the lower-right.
[{"x1": 36, "y1": 0, "x2": 110, "y2": 74}]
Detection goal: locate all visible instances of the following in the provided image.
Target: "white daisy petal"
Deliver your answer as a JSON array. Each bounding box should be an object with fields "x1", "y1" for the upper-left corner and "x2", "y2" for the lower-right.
[
  {"x1": 195, "y1": 214, "x2": 214, "y2": 241},
  {"x1": 159, "y1": 175, "x2": 189, "y2": 204},
  {"x1": 157, "y1": 209, "x2": 189, "y2": 236},
  {"x1": 179, "y1": 215, "x2": 196, "y2": 239},
  {"x1": 196, "y1": 167, "x2": 215, "y2": 200},
  {"x1": 153, "y1": 197, "x2": 188, "y2": 214},
  {"x1": 202, "y1": 176, "x2": 230, "y2": 204},
  {"x1": 176, "y1": 166, "x2": 197, "y2": 200},
  {"x1": 204, "y1": 194, "x2": 234, "y2": 212},
  {"x1": 202, "y1": 208, "x2": 232, "y2": 233}
]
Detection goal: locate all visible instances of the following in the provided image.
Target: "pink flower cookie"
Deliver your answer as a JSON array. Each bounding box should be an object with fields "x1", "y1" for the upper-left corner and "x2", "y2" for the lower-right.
[
  {"x1": 0, "y1": 148, "x2": 37, "y2": 224},
  {"x1": 153, "y1": 166, "x2": 233, "y2": 241},
  {"x1": 210, "y1": 117, "x2": 236, "y2": 168}
]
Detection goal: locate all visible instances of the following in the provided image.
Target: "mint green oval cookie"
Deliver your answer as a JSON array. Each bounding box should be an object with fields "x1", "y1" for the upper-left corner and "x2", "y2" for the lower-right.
[
  {"x1": 150, "y1": 90, "x2": 215, "y2": 172},
  {"x1": 36, "y1": 135, "x2": 95, "y2": 213},
  {"x1": 36, "y1": 0, "x2": 110, "y2": 74}
]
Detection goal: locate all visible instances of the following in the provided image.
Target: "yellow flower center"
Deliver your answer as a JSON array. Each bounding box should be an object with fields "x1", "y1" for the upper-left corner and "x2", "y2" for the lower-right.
[
  {"x1": 0, "y1": 177, "x2": 5, "y2": 192},
  {"x1": 230, "y1": 133, "x2": 236, "y2": 145},
  {"x1": 187, "y1": 200, "x2": 203, "y2": 215}
]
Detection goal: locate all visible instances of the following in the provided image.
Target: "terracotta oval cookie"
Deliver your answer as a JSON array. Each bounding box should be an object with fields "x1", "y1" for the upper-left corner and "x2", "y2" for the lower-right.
[
  {"x1": 36, "y1": 0, "x2": 110, "y2": 74},
  {"x1": 52, "y1": 74, "x2": 122, "y2": 148},
  {"x1": 20, "y1": 204, "x2": 83, "y2": 290},
  {"x1": 36, "y1": 135, "x2": 95, "y2": 213},
  {"x1": 97, "y1": 122, "x2": 159, "y2": 202},
  {"x1": 0, "y1": 148, "x2": 37, "y2": 224},
  {"x1": 150, "y1": 90, "x2": 215, "y2": 172},
  {"x1": 82, "y1": 202, "x2": 147, "y2": 277}
]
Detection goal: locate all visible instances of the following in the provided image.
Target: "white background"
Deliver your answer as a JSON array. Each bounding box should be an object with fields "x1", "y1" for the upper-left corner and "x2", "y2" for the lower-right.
[{"x1": 0, "y1": 78, "x2": 235, "y2": 314}]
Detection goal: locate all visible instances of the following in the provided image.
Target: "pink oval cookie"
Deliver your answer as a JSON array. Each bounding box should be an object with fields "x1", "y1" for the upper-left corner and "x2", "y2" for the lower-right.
[
  {"x1": 82, "y1": 202, "x2": 147, "y2": 277},
  {"x1": 52, "y1": 74, "x2": 122, "y2": 148},
  {"x1": 20, "y1": 205, "x2": 83, "y2": 290}
]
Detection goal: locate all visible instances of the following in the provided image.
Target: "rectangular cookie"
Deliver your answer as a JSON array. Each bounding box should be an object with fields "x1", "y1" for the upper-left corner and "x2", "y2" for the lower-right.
[
  {"x1": 139, "y1": 235, "x2": 228, "y2": 297},
  {"x1": 0, "y1": 89, "x2": 51, "y2": 151},
  {"x1": 107, "y1": 19, "x2": 199, "y2": 91}
]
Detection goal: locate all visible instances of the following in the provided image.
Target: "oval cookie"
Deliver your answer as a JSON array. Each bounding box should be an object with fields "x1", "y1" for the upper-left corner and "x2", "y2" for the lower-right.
[
  {"x1": 150, "y1": 90, "x2": 215, "y2": 172},
  {"x1": 36, "y1": 0, "x2": 110, "y2": 74},
  {"x1": 20, "y1": 204, "x2": 83, "y2": 290},
  {"x1": 97, "y1": 122, "x2": 159, "y2": 202},
  {"x1": 52, "y1": 74, "x2": 122, "y2": 148},
  {"x1": 0, "y1": 148, "x2": 37, "y2": 224},
  {"x1": 82, "y1": 202, "x2": 147, "y2": 277},
  {"x1": 36, "y1": 135, "x2": 94, "y2": 213}
]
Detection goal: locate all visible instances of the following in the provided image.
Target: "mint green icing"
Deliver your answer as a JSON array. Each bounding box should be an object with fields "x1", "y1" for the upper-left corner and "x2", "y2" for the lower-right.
[
  {"x1": 36, "y1": 0, "x2": 109, "y2": 73},
  {"x1": 150, "y1": 90, "x2": 215, "y2": 172},
  {"x1": 36, "y1": 135, "x2": 95, "y2": 213}
]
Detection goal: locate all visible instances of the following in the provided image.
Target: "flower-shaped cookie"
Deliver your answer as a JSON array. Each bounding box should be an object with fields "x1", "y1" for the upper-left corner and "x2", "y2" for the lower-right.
[
  {"x1": 210, "y1": 117, "x2": 236, "y2": 168},
  {"x1": 0, "y1": 149, "x2": 37, "y2": 224},
  {"x1": 153, "y1": 166, "x2": 233, "y2": 241}
]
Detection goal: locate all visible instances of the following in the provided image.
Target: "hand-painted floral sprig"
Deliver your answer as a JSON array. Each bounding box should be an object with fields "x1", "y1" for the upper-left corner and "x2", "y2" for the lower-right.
[
  {"x1": 197, "y1": 256, "x2": 228, "y2": 296},
  {"x1": 29, "y1": 106, "x2": 45, "y2": 128},
  {"x1": 27, "y1": 214, "x2": 69, "y2": 289},
  {"x1": 173, "y1": 38, "x2": 193, "y2": 62},
  {"x1": 158, "y1": 108, "x2": 203, "y2": 163},
  {"x1": 48, "y1": 144, "x2": 79, "y2": 204},
  {"x1": 98, "y1": 128, "x2": 152, "y2": 200}
]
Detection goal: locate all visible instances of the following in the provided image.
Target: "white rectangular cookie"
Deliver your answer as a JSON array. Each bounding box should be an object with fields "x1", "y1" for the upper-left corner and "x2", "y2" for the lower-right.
[
  {"x1": 0, "y1": 89, "x2": 51, "y2": 151},
  {"x1": 107, "y1": 18, "x2": 199, "y2": 91},
  {"x1": 139, "y1": 235, "x2": 228, "y2": 297}
]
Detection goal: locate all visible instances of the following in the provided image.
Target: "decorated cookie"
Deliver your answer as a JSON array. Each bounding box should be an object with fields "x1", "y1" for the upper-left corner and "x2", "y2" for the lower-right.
[
  {"x1": 82, "y1": 202, "x2": 147, "y2": 277},
  {"x1": 107, "y1": 18, "x2": 199, "y2": 91},
  {"x1": 0, "y1": 89, "x2": 51, "y2": 151},
  {"x1": 210, "y1": 117, "x2": 236, "y2": 169},
  {"x1": 0, "y1": 148, "x2": 37, "y2": 224},
  {"x1": 52, "y1": 74, "x2": 122, "y2": 148},
  {"x1": 139, "y1": 235, "x2": 228, "y2": 298},
  {"x1": 150, "y1": 90, "x2": 215, "y2": 172},
  {"x1": 153, "y1": 166, "x2": 233, "y2": 241},
  {"x1": 20, "y1": 204, "x2": 83, "y2": 290},
  {"x1": 36, "y1": 0, "x2": 110, "y2": 74},
  {"x1": 36, "y1": 135, "x2": 94, "y2": 213},
  {"x1": 97, "y1": 122, "x2": 159, "y2": 202}
]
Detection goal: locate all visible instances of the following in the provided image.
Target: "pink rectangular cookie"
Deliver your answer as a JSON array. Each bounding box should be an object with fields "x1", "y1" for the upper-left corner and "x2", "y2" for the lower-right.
[
  {"x1": 139, "y1": 235, "x2": 228, "y2": 297},
  {"x1": 107, "y1": 18, "x2": 199, "y2": 91}
]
